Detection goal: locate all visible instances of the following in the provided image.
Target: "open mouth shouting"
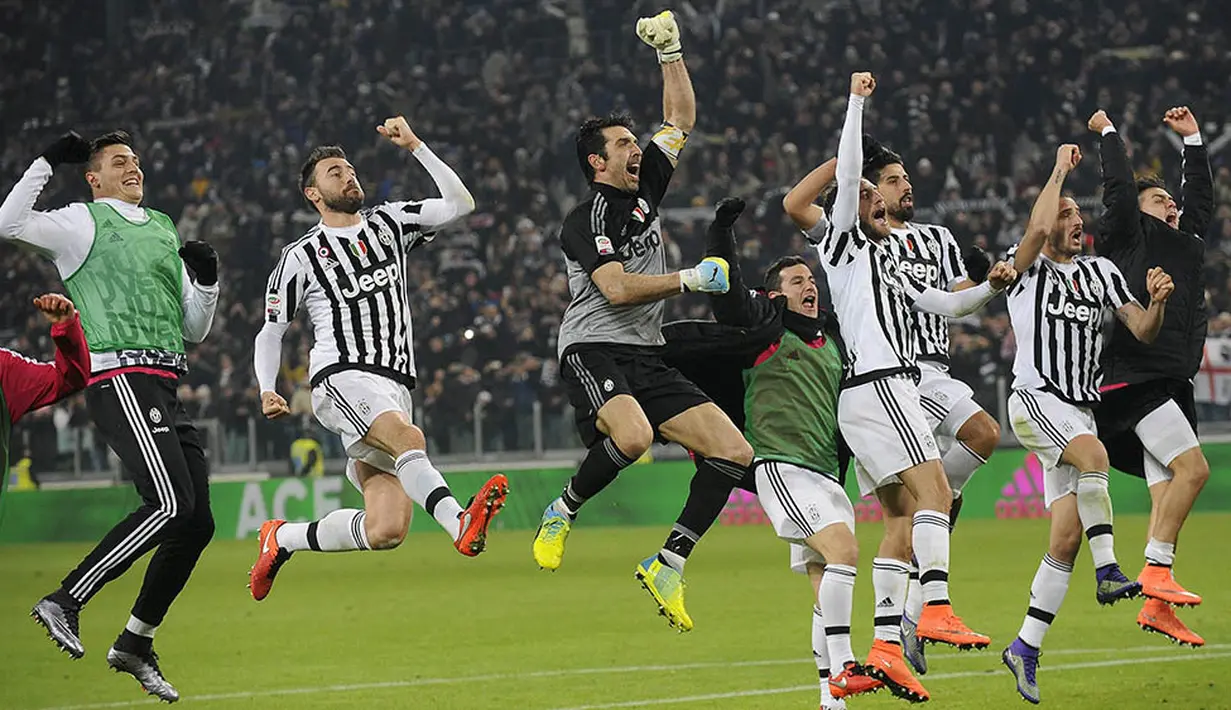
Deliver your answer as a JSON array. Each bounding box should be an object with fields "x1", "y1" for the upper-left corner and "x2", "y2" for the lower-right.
[
  {"x1": 626, "y1": 158, "x2": 641, "y2": 183},
  {"x1": 1166, "y1": 209, "x2": 1179, "y2": 228},
  {"x1": 872, "y1": 205, "x2": 888, "y2": 228},
  {"x1": 900, "y1": 192, "x2": 914, "y2": 210}
]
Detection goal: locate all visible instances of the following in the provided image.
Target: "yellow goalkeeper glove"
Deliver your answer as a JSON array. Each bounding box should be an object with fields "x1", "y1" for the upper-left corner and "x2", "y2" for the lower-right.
[{"x1": 636, "y1": 10, "x2": 683, "y2": 64}]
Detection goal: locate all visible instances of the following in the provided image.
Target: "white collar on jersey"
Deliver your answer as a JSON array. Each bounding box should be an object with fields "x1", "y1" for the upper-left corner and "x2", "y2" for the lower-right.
[{"x1": 96, "y1": 197, "x2": 149, "y2": 223}]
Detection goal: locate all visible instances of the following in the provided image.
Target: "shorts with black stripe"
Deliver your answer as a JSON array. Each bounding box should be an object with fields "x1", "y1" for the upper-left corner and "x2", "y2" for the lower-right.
[
  {"x1": 839, "y1": 375, "x2": 941, "y2": 496},
  {"x1": 312, "y1": 369, "x2": 414, "y2": 482},
  {"x1": 754, "y1": 460, "x2": 854, "y2": 544},
  {"x1": 561, "y1": 344, "x2": 710, "y2": 448},
  {"x1": 1008, "y1": 388, "x2": 1096, "y2": 507}
]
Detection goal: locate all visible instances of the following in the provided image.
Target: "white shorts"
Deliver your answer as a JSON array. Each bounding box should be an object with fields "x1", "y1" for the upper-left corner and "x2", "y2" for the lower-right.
[
  {"x1": 755, "y1": 460, "x2": 855, "y2": 544},
  {"x1": 789, "y1": 542, "x2": 825, "y2": 575},
  {"x1": 312, "y1": 370, "x2": 414, "y2": 482},
  {"x1": 840, "y1": 376, "x2": 941, "y2": 496},
  {"x1": 1136, "y1": 399, "x2": 1200, "y2": 486},
  {"x1": 917, "y1": 360, "x2": 983, "y2": 439},
  {"x1": 1008, "y1": 389, "x2": 1096, "y2": 507}
]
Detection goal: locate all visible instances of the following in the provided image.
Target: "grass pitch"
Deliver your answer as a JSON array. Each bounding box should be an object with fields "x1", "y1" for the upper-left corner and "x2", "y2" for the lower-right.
[{"x1": 1, "y1": 514, "x2": 1227, "y2": 709}]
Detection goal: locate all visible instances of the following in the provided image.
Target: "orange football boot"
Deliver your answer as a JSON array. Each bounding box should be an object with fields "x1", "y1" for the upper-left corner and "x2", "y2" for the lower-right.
[
  {"x1": 249, "y1": 519, "x2": 292, "y2": 601},
  {"x1": 454, "y1": 474, "x2": 510, "y2": 556},
  {"x1": 1138, "y1": 598, "x2": 1205, "y2": 647},
  {"x1": 1138, "y1": 565, "x2": 1202, "y2": 606},
  {"x1": 830, "y1": 661, "x2": 884, "y2": 699},
  {"x1": 864, "y1": 639, "x2": 929, "y2": 702},
  {"x1": 917, "y1": 603, "x2": 990, "y2": 649}
]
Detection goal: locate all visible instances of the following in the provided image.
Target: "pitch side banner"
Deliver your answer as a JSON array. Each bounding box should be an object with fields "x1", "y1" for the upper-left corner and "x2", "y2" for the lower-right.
[{"x1": 4, "y1": 447, "x2": 1231, "y2": 543}]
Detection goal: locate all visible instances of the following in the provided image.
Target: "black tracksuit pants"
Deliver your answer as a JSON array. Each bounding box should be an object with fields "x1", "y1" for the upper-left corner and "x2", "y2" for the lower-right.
[{"x1": 59, "y1": 372, "x2": 215, "y2": 626}]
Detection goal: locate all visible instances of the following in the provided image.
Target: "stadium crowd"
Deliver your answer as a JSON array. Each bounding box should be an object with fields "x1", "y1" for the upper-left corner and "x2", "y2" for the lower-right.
[{"x1": 3, "y1": 0, "x2": 1230, "y2": 474}]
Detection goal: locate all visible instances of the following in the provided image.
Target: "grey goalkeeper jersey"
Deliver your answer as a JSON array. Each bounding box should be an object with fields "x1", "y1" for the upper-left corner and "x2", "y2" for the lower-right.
[{"x1": 557, "y1": 127, "x2": 686, "y2": 356}]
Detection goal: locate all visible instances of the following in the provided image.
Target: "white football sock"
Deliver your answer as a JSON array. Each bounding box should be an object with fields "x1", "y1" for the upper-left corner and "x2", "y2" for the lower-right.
[
  {"x1": 1076, "y1": 471, "x2": 1116, "y2": 568},
  {"x1": 912, "y1": 509, "x2": 952, "y2": 604},
  {"x1": 813, "y1": 604, "x2": 832, "y2": 699},
  {"x1": 396, "y1": 450, "x2": 464, "y2": 541},
  {"x1": 1144, "y1": 537, "x2": 1176, "y2": 566},
  {"x1": 277, "y1": 509, "x2": 370, "y2": 552},
  {"x1": 872, "y1": 557, "x2": 911, "y2": 642},
  {"x1": 904, "y1": 562, "x2": 924, "y2": 624},
  {"x1": 819, "y1": 564, "x2": 857, "y2": 668},
  {"x1": 1018, "y1": 553, "x2": 1073, "y2": 649}
]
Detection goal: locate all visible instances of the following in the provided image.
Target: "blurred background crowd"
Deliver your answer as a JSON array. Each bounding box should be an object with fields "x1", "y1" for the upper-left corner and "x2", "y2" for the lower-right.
[{"x1": 3, "y1": 0, "x2": 1231, "y2": 478}]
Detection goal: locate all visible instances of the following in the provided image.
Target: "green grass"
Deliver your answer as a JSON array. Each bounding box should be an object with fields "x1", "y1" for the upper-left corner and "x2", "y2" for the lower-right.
[{"x1": 1, "y1": 514, "x2": 1228, "y2": 709}]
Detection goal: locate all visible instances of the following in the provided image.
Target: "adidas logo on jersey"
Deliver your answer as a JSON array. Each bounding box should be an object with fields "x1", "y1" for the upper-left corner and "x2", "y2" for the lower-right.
[{"x1": 877, "y1": 596, "x2": 895, "y2": 609}]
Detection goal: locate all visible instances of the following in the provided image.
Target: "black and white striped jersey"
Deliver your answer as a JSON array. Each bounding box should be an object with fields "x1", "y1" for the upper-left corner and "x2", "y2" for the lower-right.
[
  {"x1": 891, "y1": 223, "x2": 968, "y2": 364},
  {"x1": 816, "y1": 221, "x2": 931, "y2": 386},
  {"x1": 263, "y1": 201, "x2": 440, "y2": 390},
  {"x1": 1007, "y1": 249, "x2": 1137, "y2": 405}
]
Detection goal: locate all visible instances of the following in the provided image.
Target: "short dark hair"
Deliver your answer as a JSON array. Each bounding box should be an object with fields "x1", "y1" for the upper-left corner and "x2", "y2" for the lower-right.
[
  {"x1": 863, "y1": 146, "x2": 904, "y2": 185},
  {"x1": 576, "y1": 112, "x2": 635, "y2": 182},
  {"x1": 764, "y1": 255, "x2": 809, "y2": 292},
  {"x1": 300, "y1": 145, "x2": 348, "y2": 201},
  {"x1": 87, "y1": 131, "x2": 134, "y2": 171},
  {"x1": 1135, "y1": 174, "x2": 1169, "y2": 195}
]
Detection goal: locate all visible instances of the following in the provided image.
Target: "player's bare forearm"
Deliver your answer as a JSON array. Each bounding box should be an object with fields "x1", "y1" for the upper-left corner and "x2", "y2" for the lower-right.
[
  {"x1": 661, "y1": 59, "x2": 695, "y2": 133},
  {"x1": 593, "y1": 263, "x2": 684, "y2": 306},
  {"x1": 1118, "y1": 301, "x2": 1165, "y2": 344},
  {"x1": 783, "y1": 158, "x2": 837, "y2": 230},
  {"x1": 1017, "y1": 148, "x2": 1077, "y2": 272}
]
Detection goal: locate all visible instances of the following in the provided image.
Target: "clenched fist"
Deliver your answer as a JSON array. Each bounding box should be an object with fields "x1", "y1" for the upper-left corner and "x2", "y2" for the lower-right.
[
  {"x1": 986, "y1": 261, "x2": 1019, "y2": 291},
  {"x1": 1088, "y1": 110, "x2": 1114, "y2": 134},
  {"x1": 1055, "y1": 144, "x2": 1082, "y2": 173},
  {"x1": 1146, "y1": 267, "x2": 1174, "y2": 304},
  {"x1": 33, "y1": 294, "x2": 76, "y2": 324},
  {"x1": 850, "y1": 72, "x2": 876, "y2": 97},
  {"x1": 1163, "y1": 106, "x2": 1199, "y2": 138},
  {"x1": 377, "y1": 116, "x2": 423, "y2": 151},
  {"x1": 261, "y1": 390, "x2": 291, "y2": 420},
  {"x1": 636, "y1": 10, "x2": 683, "y2": 63}
]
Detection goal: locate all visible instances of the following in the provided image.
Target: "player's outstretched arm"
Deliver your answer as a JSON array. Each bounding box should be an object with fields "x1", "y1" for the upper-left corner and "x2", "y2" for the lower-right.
[
  {"x1": 637, "y1": 10, "x2": 695, "y2": 134},
  {"x1": 909, "y1": 262, "x2": 1015, "y2": 317},
  {"x1": 1014, "y1": 144, "x2": 1081, "y2": 273},
  {"x1": 1164, "y1": 106, "x2": 1214, "y2": 236},
  {"x1": 377, "y1": 116, "x2": 476, "y2": 232},
  {"x1": 0, "y1": 132, "x2": 94, "y2": 263},
  {"x1": 783, "y1": 158, "x2": 837, "y2": 236},
  {"x1": 1088, "y1": 110, "x2": 1143, "y2": 254},
  {"x1": 704, "y1": 198, "x2": 767, "y2": 327},
  {"x1": 254, "y1": 322, "x2": 291, "y2": 420},
  {"x1": 1116, "y1": 266, "x2": 1173, "y2": 344},
  {"x1": 829, "y1": 74, "x2": 874, "y2": 235}
]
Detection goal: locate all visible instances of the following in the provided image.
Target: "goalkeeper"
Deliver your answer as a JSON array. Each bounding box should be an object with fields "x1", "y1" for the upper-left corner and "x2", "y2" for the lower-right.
[
  {"x1": 0, "y1": 129, "x2": 219, "y2": 703},
  {"x1": 531, "y1": 9, "x2": 757, "y2": 632}
]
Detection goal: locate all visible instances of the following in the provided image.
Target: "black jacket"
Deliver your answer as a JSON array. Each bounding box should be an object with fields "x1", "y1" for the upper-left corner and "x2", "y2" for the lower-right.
[
  {"x1": 661, "y1": 201, "x2": 850, "y2": 476},
  {"x1": 1095, "y1": 132, "x2": 1213, "y2": 387}
]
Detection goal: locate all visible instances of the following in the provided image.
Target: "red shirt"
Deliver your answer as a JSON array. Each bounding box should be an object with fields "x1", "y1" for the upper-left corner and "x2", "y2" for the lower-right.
[{"x1": 1, "y1": 314, "x2": 91, "y2": 425}]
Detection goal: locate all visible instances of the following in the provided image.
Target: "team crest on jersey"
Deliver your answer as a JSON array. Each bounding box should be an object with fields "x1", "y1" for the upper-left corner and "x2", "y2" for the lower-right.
[
  {"x1": 595, "y1": 235, "x2": 614, "y2": 256},
  {"x1": 149, "y1": 408, "x2": 162, "y2": 424},
  {"x1": 350, "y1": 241, "x2": 368, "y2": 259},
  {"x1": 631, "y1": 198, "x2": 651, "y2": 223},
  {"x1": 377, "y1": 227, "x2": 394, "y2": 246}
]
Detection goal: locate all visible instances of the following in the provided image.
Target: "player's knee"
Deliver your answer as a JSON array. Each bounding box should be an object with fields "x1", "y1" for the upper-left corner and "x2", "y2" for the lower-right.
[
  {"x1": 365, "y1": 520, "x2": 407, "y2": 550},
  {"x1": 714, "y1": 437, "x2": 754, "y2": 467},
  {"x1": 1065, "y1": 436, "x2": 1109, "y2": 473},
  {"x1": 610, "y1": 421, "x2": 653, "y2": 460},
  {"x1": 1174, "y1": 454, "x2": 1210, "y2": 487},
  {"x1": 1050, "y1": 525, "x2": 1082, "y2": 563},
  {"x1": 961, "y1": 414, "x2": 1000, "y2": 457}
]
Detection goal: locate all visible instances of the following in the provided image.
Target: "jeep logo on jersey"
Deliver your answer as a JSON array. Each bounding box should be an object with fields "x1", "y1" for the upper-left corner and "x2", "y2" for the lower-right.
[
  {"x1": 898, "y1": 257, "x2": 940, "y2": 286},
  {"x1": 339, "y1": 258, "x2": 400, "y2": 299},
  {"x1": 618, "y1": 226, "x2": 662, "y2": 261},
  {"x1": 1045, "y1": 290, "x2": 1101, "y2": 327}
]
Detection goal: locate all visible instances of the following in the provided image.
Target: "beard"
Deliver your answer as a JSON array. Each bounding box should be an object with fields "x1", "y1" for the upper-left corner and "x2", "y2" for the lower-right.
[
  {"x1": 889, "y1": 202, "x2": 915, "y2": 222},
  {"x1": 322, "y1": 190, "x2": 364, "y2": 214},
  {"x1": 1048, "y1": 230, "x2": 1080, "y2": 256}
]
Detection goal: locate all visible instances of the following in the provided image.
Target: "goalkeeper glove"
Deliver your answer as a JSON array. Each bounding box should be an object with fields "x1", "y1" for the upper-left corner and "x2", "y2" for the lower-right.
[
  {"x1": 680, "y1": 257, "x2": 730, "y2": 293},
  {"x1": 179, "y1": 240, "x2": 219, "y2": 286},
  {"x1": 636, "y1": 10, "x2": 683, "y2": 63},
  {"x1": 40, "y1": 131, "x2": 92, "y2": 169}
]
